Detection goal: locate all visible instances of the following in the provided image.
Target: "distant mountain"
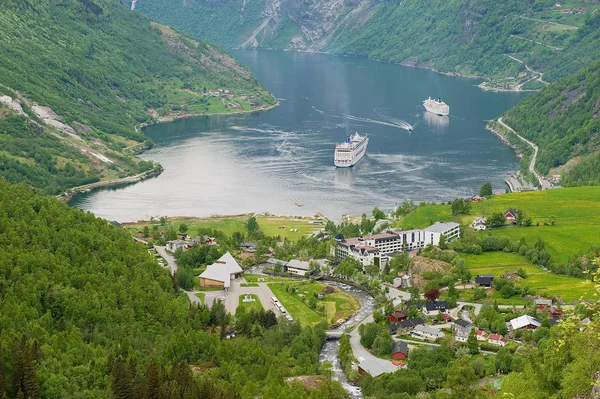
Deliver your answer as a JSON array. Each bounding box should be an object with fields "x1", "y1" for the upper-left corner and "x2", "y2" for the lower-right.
[
  {"x1": 0, "y1": 0, "x2": 275, "y2": 195},
  {"x1": 503, "y1": 59, "x2": 600, "y2": 186},
  {"x1": 135, "y1": 0, "x2": 600, "y2": 85}
]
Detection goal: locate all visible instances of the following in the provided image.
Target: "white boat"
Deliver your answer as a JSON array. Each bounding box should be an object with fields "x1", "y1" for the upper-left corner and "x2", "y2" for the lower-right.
[
  {"x1": 334, "y1": 132, "x2": 368, "y2": 167},
  {"x1": 423, "y1": 97, "x2": 450, "y2": 116}
]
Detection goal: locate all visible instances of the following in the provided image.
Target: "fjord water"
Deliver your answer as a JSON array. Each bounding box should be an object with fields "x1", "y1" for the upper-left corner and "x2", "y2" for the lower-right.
[{"x1": 72, "y1": 50, "x2": 526, "y2": 221}]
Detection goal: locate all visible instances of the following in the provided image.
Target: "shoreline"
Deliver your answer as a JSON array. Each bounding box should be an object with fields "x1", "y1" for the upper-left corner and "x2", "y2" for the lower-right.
[
  {"x1": 138, "y1": 101, "x2": 280, "y2": 129},
  {"x1": 63, "y1": 101, "x2": 279, "y2": 205},
  {"x1": 485, "y1": 121, "x2": 524, "y2": 159},
  {"x1": 243, "y1": 48, "x2": 534, "y2": 92},
  {"x1": 58, "y1": 166, "x2": 164, "y2": 204}
]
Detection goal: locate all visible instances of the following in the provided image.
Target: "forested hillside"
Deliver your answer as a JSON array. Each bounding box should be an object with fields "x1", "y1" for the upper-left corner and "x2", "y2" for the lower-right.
[
  {"x1": 503, "y1": 59, "x2": 600, "y2": 186},
  {"x1": 0, "y1": 180, "x2": 344, "y2": 398},
  {"x1": 0, "y1": 0, "x2": 275, "y2": 195},
  {"x1": 136, "y1": 0, "x2": 600, "y2": 84}
]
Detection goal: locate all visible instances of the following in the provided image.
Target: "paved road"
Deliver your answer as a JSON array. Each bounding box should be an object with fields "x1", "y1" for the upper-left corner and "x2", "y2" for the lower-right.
[
  {"x1": 498, "y1": 117, "x2": 552, "y2": 190},
  {"x1": 349, "y1": 313, "x2": 399, "y2": 374},
  {"x1": 155, "y1": 246, "x2": 178, "y2": 275},
  {"x1": 226, "y1": 279, "x2": 279, "y2": 314}
]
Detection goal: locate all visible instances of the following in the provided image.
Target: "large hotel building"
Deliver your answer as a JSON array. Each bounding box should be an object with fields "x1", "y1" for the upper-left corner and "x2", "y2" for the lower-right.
[{"x1": 334, "y1": 222, "x2": 460, "y2": 266}]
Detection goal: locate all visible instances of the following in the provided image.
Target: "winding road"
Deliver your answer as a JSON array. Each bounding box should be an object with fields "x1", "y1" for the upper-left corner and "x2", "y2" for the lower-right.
[{"x1": 498, "y1": 117, "x2": 551, "y2": 190}]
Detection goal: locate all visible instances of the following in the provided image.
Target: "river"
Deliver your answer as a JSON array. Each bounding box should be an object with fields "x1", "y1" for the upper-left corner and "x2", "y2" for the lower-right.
[
  {"x1": 71, "y1": 50, "x2": 527, "y2": 221},
  {"x1": 319, "y1": 282, "x2": 376, "y2": 398}
]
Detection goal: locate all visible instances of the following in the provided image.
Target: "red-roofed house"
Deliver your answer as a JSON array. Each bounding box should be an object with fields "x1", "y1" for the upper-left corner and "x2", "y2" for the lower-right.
[
  {"x1": 389, "y1": 310, "x2": 408, "y2": 323},
  {"x1": 488, "y1": 334, "x2": 508, "y2": 347},
  {"x1": 476, "y1": 329, "x2": 487, "y2": 341}
]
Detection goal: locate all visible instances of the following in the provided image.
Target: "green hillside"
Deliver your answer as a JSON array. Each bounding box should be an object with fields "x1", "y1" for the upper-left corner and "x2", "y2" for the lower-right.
[
  {"x1": 0, "y1": 180, "x2": 343, "y2": 398},
  {"x1": 502, "y1": 59, "x2": 600, "y2": 186},
  {"x1": 0, "y1": 0, "x2": 275, "y2": 195},
  {"x1": 398, "y1": 186, "x2": 600, "y2": 277},
  {"x1": 136, "y1": 0, "x2": 600, "y2": 85}
]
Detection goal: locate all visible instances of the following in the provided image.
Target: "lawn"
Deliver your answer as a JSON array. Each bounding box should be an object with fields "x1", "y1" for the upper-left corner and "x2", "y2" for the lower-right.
[
  {"x1": 238, "y1": 294, "x2": 264, "y2": 312},
  {"x1": 268, "y1": 283, "x2": 323, "y2": 325},
  {"x1": 462, "y1": 252, "x2": 532, "y2": 268},
  {"x1": 268, "y1": 282, "x2": 359, "y2": 326},
  {"x1": 123, "y1": 213, "x2": 324, "y2": 241}
]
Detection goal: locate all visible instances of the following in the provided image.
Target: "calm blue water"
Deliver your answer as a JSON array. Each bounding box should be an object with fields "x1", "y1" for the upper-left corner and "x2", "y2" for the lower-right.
[{"x1": 71, "y1": 50, "x2": 526, "y2": 221}]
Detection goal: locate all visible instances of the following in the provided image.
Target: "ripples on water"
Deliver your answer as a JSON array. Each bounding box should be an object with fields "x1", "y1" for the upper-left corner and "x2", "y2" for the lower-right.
[{"x1": 70, "y1": 51, "x2": 526, "y2": 222}]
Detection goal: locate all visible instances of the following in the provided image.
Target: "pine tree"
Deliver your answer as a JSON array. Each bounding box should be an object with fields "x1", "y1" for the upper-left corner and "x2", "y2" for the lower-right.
[{"x1": 145, "y1": 363, "x2": 160, "y2": 399}]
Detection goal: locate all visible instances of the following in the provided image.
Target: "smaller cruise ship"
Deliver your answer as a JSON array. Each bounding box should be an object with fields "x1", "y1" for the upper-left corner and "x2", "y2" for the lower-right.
[
  {"x1": 334, "y1": 132, "x2": 368, "y2": 167},
  {"x1": 423, "y1": 97, "x2": 450, "y2": 116}
]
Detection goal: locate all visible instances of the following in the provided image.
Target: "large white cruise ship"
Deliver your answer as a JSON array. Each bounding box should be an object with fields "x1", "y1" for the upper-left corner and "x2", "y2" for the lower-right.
[
  {"x1": 334, "y1": 132, "x2": 368, "y2": 167},
  {"x1": 423, "y1": 97, "x2": 450, "y2": 116}
]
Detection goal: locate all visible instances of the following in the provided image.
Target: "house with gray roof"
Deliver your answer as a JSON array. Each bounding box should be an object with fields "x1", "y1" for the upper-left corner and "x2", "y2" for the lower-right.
[
  {"x1": 285, "y1": 259, "x2": 311, "y2": 276},
  {"x1": 412, "y1": 324, "x2": 444, "y2": 341},
  {"x1": 452, "y1": 319, "x2": 474, "y2": 342}
]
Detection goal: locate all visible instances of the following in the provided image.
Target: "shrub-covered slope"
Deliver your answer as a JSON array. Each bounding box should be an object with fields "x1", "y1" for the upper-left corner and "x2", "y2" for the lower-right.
[{"x1": 503, "y1": 59, "x2": 600, "y2": 186}]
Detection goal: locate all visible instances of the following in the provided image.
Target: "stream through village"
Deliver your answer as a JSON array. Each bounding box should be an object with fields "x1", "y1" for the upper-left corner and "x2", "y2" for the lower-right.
[{"x1": 318, "y1": 282, "x2": 376, "y2": 398}]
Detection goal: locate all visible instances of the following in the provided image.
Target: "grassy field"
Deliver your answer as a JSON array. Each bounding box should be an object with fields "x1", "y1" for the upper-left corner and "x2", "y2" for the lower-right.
[
  {"x1": 449, "y1": 249, "x2": 596, "y2": 303},
  {"x1": 399, "y1": 186, "x2": 600, "y2": 265},
  {"x1": 462, "y1": 252, "x2": 532, "y2": 269},
  {"x1": 123, "y1": 213, "x2": 324, "y2": 241},
  {"x1": 268, "y1": 282, "x2": 359, "y2": 326},
  {"x1": 238, "y1": 294, "x2": 264, "y2": 312}
]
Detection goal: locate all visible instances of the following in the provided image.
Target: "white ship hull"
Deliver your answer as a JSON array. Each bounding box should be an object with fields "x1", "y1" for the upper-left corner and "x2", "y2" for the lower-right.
[
  {"x1": 423, "y1": 97, "x2": 450, "y2": 116},
  {"x1": 334, "y1": 134, "x2": 368, "y2": 167}
]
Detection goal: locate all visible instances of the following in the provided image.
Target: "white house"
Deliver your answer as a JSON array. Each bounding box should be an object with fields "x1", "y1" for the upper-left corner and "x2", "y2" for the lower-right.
[
  {"x1": 452, "y1": 319, "x2": 474, "y2": 342},
  {"x1": 475, "y1": 329, "x2": 488, "y2": 341},
  {"x1": 488, "y1": 334, "x2": 508, "y2": 347},
  {"x1": 285, "y1": 259, "x2": 310, "y2": 276},
  {"x1": 166, "y1": 239, "x2": 187, "y2": 252},
  {"x1": 470, "y1": 217, "x2": 487, "y2": 231},
  {"x1": 423, "y1": 301, "x2": 449, "y2": 317},
  {"x1": 412, "y1": 324, "x2": 444, "y2": 341}
]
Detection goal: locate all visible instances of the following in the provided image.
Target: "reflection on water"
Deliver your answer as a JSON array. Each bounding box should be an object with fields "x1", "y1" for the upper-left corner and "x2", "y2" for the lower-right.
[
  {"x1": 70, "y1": 50, "x2": 527, "y2": 222},
  {"x1": 334, "y1": 164, "x2": 361, "y2": 188},
  {"x1": 423, "y1": 111, "x2": 450, "y2": 130}
]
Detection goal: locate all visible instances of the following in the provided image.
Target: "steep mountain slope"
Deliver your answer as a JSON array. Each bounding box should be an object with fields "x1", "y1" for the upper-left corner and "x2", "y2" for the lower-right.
[
  {"x1": 0, "y1": 0, "x2": 275, "y2": 194},
  {"x1": 501, "y1": 59, "x2": 600, "y2": 186},
  {"x1": 135, "y1": 0, "x2": 600, "y2": 84},
  {"x1": 0, "y1": 180, "x2": 341, "y2": 398}
]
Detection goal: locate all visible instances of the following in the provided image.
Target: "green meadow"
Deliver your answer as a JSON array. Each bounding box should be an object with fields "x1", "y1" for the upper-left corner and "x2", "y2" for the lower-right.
[
  {"x1": 399, "y1": 187, "x2": 600, "y2": 263},
  {"x1": 268, "y1": 282, "x2": 359, "y2": 326},
  {"x1": 125, "y1": 213, "x2": 323, "y2": 241},
  {"x1": 400, "y1": 187, "x2": 600, "y2": 302}
]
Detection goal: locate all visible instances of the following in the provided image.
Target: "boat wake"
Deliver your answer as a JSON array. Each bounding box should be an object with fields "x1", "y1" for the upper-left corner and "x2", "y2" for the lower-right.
[{"x1": 311, "y1": 106, "x2": 414, "y2": 131}]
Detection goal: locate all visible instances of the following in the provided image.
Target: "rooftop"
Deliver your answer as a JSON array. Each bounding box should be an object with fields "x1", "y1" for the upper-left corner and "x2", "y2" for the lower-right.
[
  {"x1": 424, "y1": 221, "x2": 460, "y2": 233},
  {"x1": 286, "y1": 259, "x2": 310, "y2": 271},
  {"x1": 510, "y1": 315, "x2": 541, "y2": 330},
  {"x1": 392, "y1": 341, "x2": 409, "y2": 355},
  {"x1": 358, "y1": 359, "x2": 395, "y2": 378}
]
